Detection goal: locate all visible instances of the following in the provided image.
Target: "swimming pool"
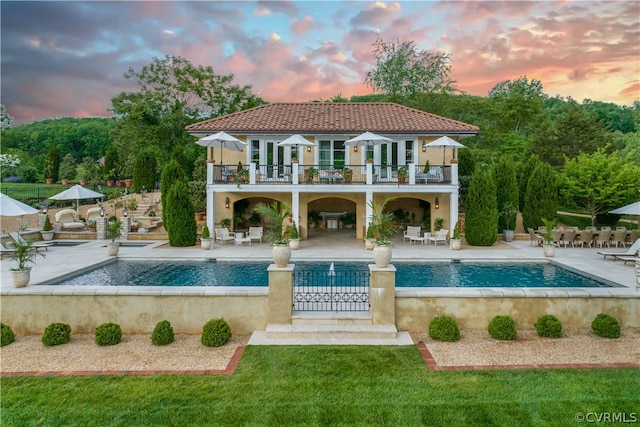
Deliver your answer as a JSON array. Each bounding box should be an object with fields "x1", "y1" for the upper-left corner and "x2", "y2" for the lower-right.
[{"x1": 54, "y1": 260, "x2": 616, "y2": 288}]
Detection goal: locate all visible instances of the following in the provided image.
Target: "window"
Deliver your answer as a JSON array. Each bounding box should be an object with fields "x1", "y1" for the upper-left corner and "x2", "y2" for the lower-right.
[{"x1": 319, "y1": 139, "x2": 345, "y2": 168}]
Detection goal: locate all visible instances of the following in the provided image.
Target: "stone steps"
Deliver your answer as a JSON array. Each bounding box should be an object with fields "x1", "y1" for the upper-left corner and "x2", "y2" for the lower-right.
[{"x1": 265, "y1": 323, "x2": 398, "y2": 339}]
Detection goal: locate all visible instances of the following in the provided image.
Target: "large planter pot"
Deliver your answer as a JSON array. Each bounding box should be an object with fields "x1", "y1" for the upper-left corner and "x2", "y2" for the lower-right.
[
  {"x1": 503, "y1": 230, "x2": 514, "y2": 242},
  {"x1": 79, "y1": 179, "x2": 87, "y2": 186},
  {"x1": 40, "y1": 230, "x2": 54, "y2": 241},
  {"x1": 124, "y1": 179, "x2": 133, "y2": 188},
  {"x1": 272, "y1": 244, "x2": 291, "y2": 267},
  {"x1": 195, "y1": 212, "x2": 206, "y2": 221},
  {"x1": 543, "y1": 244, "x2": 555, "y2": 257},
  {"x1": 107, "y1": 242, "x2": 120, "y2": 256},
  {"x1": 365, "y1": 238, "x2": 375, "y2": 250},
  {"x1": 45, "y1": 178, "x2": 54, "y2": 185},
  {"x1": 11, "y1": 269, "x2": 31, "y2": 288},
  {"x1": 201, "y1": 238, "x2": 213, "y2": 250},
  {"x1": 450, "y1": 239, "x2": 462, "y2": 250},
  {"x1": 289, "y1": 239, "x2": 300, "y2": 250},
  {"x1": 106, "y1": 180, "x2": 115, "y2": 187},
  {"x1": 61, "y1": 178, "x2": 69, "y2": 185},
  {"x1": 372, "y1": 245, "x2": 392, "y2": 268}
]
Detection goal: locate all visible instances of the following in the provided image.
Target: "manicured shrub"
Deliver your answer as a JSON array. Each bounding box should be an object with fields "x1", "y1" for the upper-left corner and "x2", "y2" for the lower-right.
[
  {"x1": 151, "y1": 320, "x2": 175, "y2": 346},
  {"x1": 201, "y1": 318, "x2": 232, "y2": 347},
  {"x1": 1, "y1": 323, "x2": 16, "y2": 347},
  {"x1": 488, "y1": 315, "x2": 517, "y2": 340},
  {"x1": 534, "y1": 315, "x2": 563, "y2": 338},
  {"x1": 42, "y1": 322, "x2": 71, "y2": 346},
  {"x1": 465, "y1": 169, "x2": 498, "y2": 246},
  {"x1": 493, "y1": 155, "x2": 519, "y2": 234},
  {"x1": 522, "y1": 162, "x2": 557, "y2": 231},
  {"x1": 518, "y1": 156, "x2": 540, "y2": 212},
  {"x1": 165, "y1": 179, "x2": 197, "y2": 247},
  {"x1": 591, "y1": 313, "x2": 620, "y2": 338},
  {"x1": 44, "y1": 145, "x2": 60, "y2": 182},
  {"x1": 133, "y1": 149, "x2": 158, "y2": 193},
  {"x1": 95, "y1": 322, "x2": 122, "y2": 346},
  {"x1": 160, "y1": 159, "x2": 186, "y2": 216},
  {"x1": 428, "y1": 316, "x2": 460, "y2": 342}
]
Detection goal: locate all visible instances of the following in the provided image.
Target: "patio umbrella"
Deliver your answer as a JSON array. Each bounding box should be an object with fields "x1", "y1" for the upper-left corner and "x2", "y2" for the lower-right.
[
  {"x1": 423, "y1": 136, "x2": 466, "y2": 164},
  {"x1": 196, "y1": 131, "x2": 247, "y2": 165},
  {"x1": 0, "y1": 193, "x2": 39, "y2": 216},
  {"x1": 344, "y1": 131, "x2": 394, "y2": 148},
  {"x1": 49, "y1": 184, "x2": 104, "y2": 213},
  {"x1": 610, "y1": 201, "x2": 640, "y2": 228},
  {"x1": 277, "y1": 134, "x2": 315, "y2": 147}
]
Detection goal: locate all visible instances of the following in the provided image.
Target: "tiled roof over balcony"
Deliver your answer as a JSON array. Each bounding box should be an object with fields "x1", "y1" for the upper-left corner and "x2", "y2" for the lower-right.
[{"x1": 186, "y1": 102, "x2": 479, "y2": 135}]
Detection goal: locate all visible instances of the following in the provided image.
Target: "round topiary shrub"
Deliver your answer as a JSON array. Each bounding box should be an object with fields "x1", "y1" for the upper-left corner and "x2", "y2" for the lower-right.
[
  {"x1": 201, "y1": 318, "x2": 232, "y2": 347},
  {"x1": 95, "y1": 322, "x2": 122, "y2": 346},
  {"x1": 488, "y1": 315, "x2": 517, "y2": 340},
  {"x1": 428, "y1": 316, "x2": 461, "y2": 342},
  {"x1": 42, "y1": 322, "x2": 72, "y2": 346},
  {"x1": 591, "y1": 313, "x2": 620, "y2": 338},
  {"x1": 1, "y1": 323, "x2": 16, "y2": 347},
  {"x1": 534, "y1": 314, "x2": 563, "y2": 338},
  {"x1": 151, "y1": 320, "x2": 175, "y2": 346}
]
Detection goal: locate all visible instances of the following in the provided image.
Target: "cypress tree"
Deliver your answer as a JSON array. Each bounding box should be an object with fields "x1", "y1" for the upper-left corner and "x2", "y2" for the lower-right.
[
  {"x1": 160, "y1": 160, "x2": 186, "y2": 231},
  {"x1": 522, "y1": 162, "x2": 558, "y2": 230},
  {"x1": 103, "y1": 145, "x2": 119, "y2": 181},
  {"x1": 493, "y1": 155, "x2": 519, "y2": 233},
  {"x1": 44, "y1": 146, "x2": 60, "y2": 182},
  {"x1": 465, "y1": 169, "x2": 498, "y2": 246},
  {"x1": 133, "y1": 149, "x2": 158, "y2": 193},
  {"x1": 165, "y1": 179, "x2": 197, "y2": 247},
  {"x1": 518, "y1": 155, "x2": 540, "y2": 211}
]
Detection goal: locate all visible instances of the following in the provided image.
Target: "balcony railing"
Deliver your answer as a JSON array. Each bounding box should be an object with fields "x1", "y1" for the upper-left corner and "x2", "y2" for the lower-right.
[{"x1": 208, "y1": 163, "x2": 453, "y2": 186}]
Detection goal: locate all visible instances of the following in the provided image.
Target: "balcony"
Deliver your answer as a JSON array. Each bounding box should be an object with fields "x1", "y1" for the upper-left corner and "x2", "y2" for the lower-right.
[{"x1": 208, "y1": 163, "x2": 454, "y2": 186}]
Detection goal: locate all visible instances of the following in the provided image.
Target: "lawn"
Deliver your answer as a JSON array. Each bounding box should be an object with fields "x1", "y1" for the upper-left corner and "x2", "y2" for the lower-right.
[
  {"x1": 0, "y1": 182, "x2": 123, "y2": 206},
  {"x1": 2, "y1": 346, "x2": 638, "y2": 426}
]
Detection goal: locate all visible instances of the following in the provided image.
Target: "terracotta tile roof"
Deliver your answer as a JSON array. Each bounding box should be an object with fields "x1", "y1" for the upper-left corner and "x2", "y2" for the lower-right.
[{"x1": 186, "y1": 102, "x2": 479, "y2": 135}]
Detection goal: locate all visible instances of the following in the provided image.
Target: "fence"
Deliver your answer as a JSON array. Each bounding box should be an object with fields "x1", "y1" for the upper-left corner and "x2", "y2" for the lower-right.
[{"x1": 293, "y1": 269, "x2": 370, "y2": 311}]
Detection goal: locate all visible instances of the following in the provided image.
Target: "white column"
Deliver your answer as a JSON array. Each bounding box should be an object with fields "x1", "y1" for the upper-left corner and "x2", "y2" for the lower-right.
[
  {"x1": 366, "y1": 162, "x2": 373, "y2": 185},
  {"x1": 291, "y1": 191, "x2": 300, "y2": 229},
  {"x1": 409, "y1": 163, "x2": 416, "y2": 185},
  {"x1": 450, "y1": 160, "x2": 459, "y2": 230},
  {"x1": 365, "y1": 191, "x2": 373, "y2": 228},
  {"x1": 207, "y1": 161, "x2": 214, "y2": 185},
  {"x1": 207, "y1": 189, "x2": 215, "y2": 232},
  {"x1": 292, "y1": 163, "x2": 299, "y2": 185},
  {"x1": 451, "y1": 160, "x2": 459, "y2": 185},
  {"x1": 250, "y1": 162, "x2": 257, "y2": 185}
]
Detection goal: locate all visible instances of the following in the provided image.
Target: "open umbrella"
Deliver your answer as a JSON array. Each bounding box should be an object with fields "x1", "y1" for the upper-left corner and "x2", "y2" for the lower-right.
[
  {"x1": 423, "y1": 136, "x2": 466, "y2": 164},
  {"x1": 49, "y1": 184, "x2": 104, "y2": 213},
  {"x1": 277, "y1": 134, "x2": 315, "y2": 147},
  {"x1": 610, "y1": 201, "x2": 640, "y2": 228},
  {"x1": 344, "y1": 131, "x2": 394, "y2": 147},
  {"x1": 0, "y1": 193, "x2": 39, "y2": 216},
  {"x1": 196, "y1": 131, "x2": 247, "y2": 165}
]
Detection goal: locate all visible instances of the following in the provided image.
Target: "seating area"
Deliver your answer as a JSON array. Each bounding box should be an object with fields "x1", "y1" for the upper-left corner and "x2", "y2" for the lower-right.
[
  {"x1": 415, "y1": 166, "x2": 444, "y2": 183},
  {"x1": 55, "y1": 209, "x2": 85, "y2": 231},
  {"x1": 535, "y1": 225, "x2": 638, "y2": 249},
  {"x1": 597, "y1": 239, "x2": 640, "y2": 261},
  {"x1": 214, "y1": 228, "x2": 235, "y2": 245}
]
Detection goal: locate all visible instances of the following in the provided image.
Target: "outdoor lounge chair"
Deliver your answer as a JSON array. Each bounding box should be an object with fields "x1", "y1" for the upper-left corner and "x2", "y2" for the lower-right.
[
  {"x1": 616, "y1": 254, "x2": 638, "y2": 265},
  {"x1": 427, "y1": 229, "x2": 448, "y2": 246},
  {"x1": 55, "y1": 209, "x2": 85, "y2": 230},
  {"x1": 215, "y1": 228, "x2": 235, "y2": 245},
  {"x1": 86, "y1": 207, "x2": 102, "y2": 221},
  {"x1": 528, "y1": 228, "x2": 543, "y2": 246},
  {"x1": 0, "y1": 242, "x2": 17, "y2": 259},
  {"x1": 247, "y1": 227, "x2": 263, "y2": 244},
  {"x1": 9, "y1": 232, "x2": 53, "y2": 253},
  {"x1": 403, "y1": 226, "x2": 421, "y2": 243},
  {"x1": 597, "y1": 238, "x2": 640, "y2": 260}
]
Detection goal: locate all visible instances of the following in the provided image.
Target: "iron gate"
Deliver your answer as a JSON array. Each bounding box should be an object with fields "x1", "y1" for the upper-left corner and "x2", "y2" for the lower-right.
[{"x1": 293, "y1": 270, "x2": 370, "y2": 311}]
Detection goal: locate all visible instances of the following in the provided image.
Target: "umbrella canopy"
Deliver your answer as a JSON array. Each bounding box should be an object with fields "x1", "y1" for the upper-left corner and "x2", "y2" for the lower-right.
[
  {"x1": 423, "y1": 136, "x2": 466, "y2": 163},
  {"x1": 49, "y1": 184, "x2": 104, "y2": 213},
  {"x1": 0, "y1": 193, "x2": 39, "y2": 216},
  {"x1": 610, "y1": 201, "x2": 640, "y2": 228},
  {"x1": 277, "y1": 134, "x2": 315, "y2": 147},
  {"x1": 344, "y1": 131, "x2": 394, "y2": 147},
  {"x1": 196, "y1": 131, "x2": 247, "y2": 165}
]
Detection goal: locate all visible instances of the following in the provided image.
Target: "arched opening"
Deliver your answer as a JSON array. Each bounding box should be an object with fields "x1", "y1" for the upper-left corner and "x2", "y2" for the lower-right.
[{"x1": 305, "y1": 196, "x2": 357, "y2": 241}]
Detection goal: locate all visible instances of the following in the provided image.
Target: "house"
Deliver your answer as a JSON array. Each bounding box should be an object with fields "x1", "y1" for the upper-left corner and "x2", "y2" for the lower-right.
[{"x1": 186, "y1": 102, "x2": 479, "y2": 240}]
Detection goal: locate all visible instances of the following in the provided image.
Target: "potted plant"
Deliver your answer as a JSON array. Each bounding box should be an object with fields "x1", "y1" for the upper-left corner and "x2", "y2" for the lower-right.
[
  {"x1": 343, "y1": 212, "x2": 356, "y2": 229},
  {"x1": 305, "y1": 167, "x2": 319, "y2": 183},
  {"x1": 501, "y1": 202, "x2": 517, "y2": 242},
  {"x1": 308, "y1": 210, "x2": 321, "y2": 229},
  {"x1": 342, "y1": 167, "x2": 353, "y2": 183},
  {"x1": 365, "y1": 223, "x2": 375, "y2": 250},
  {"x1": 254, "y1": 201, "x2": 291, "y2": 267},
  {"x1": 41, "y1": 215, "x2": 54, "y2": 241},
  {"x1": 541, "y1": 218, "x2": 557, "y2": 257},
  {"x1": 200, "y1": 224, "x2": 213, "y2": 250},
  {"x1": 288, "y1": 220, "x2": 300, "y2": 250},
  {"x1": 9, "y1": 238, "x2": 46, "y2": 287},
  {"x1": 368, "y1": 197, "x2": 397, "y2": 267},
  {"x1": 87, "y1": 220, "x2": 97, "y2": 232},
  {"x1": 434, "y1": 217, "x2": 444, "y2": 232},
  {"x1": 423, "y1": 160, "x2": 430, "y2": 173},
  {"x1": 106, "y1": 218, "x2": 122, "y2": 256},
  {"x1": 397, "y1": 166, "x2": 408, "y2": 184},
  {"x1": 220, "y1": 217, "x2": 231, "y2": 229},
  {"x1": 450, "y1": 222, "x2": 462, "y2": 250},
  {"x1": 235, "y1": 162, "x2": 249, "y2": 187}
]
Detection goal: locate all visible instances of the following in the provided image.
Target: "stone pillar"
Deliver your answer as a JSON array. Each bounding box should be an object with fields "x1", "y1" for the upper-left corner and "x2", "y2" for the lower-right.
[
  {"x1": 369, "y1": 264, "x2": 396, "y2": 326},
  {"x1": 267, "y1": 264, "x2": 294, "y2": 325},
  {"x1": 119, "y1": 216, "x2": 130, "y2": 240},
  {"x1": 38, "y1": 213, "x2": 47, "y2": 229},
  {"x1": 96, "y1": 217, "x2": 107, "y2": 240}
]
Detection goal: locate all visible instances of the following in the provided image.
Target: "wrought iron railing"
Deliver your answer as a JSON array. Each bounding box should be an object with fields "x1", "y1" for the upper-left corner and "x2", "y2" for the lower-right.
[{"x1": 293, "y1": 269, "x2": 370, "y2": 311}]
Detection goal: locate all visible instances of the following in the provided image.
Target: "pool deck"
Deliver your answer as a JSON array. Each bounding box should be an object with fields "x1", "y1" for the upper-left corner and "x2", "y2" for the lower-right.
[{"x1": 1, "y1": 230, "x2": 638, "y2": 296}]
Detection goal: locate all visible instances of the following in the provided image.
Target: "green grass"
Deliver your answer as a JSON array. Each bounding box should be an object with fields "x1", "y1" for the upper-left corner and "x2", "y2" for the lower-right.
[
  {"x1": 0, "y1": 182, "x2": 124, "y2": 205},
  {"x1": 2, "y1": 346, "x2": 638, "y2": 426}
]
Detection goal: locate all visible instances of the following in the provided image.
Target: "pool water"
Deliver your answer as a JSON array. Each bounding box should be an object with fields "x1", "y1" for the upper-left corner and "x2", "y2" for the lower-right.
[{"x1": 55, "y1": 261, "x2": 615, "y2": 288}]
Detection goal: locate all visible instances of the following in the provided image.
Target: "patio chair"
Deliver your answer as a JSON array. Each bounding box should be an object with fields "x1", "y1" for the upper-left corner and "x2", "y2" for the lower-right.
[
  {"x1": 403, "y1": 226, "x2": 421, "y2": 243},
  {"x1": 610, "y1": 229, "x2": 627, "y2": 248},
  {"x1": 551, "y1": 229, "x2": 563, "y2": 247},
  {"x1": 214, "y1": 228, "x2": 235, "y2": 245},
  {"x1": 528, "y1": 228, "x2": 543, "y2": 246},
  {"x1": 86, "y1": 207, "x2": 102, "y2": 221},
  {"x1": 598, "y1": 238, "x2": 640, "y2": 260},
  {"x1": 9, "y1": 231, "x2": 53, "y2": 253},
  {"x1": 427, "y1": 229, "x2": 448, "y2": 246},
  {"x1": 560, "y1": 229, "x2": 577, "y2": 248},
  {"x1": 55, "y1": 209, "x2": 85, "y2": 230},
  {"x1": 595, "y1": 229, "x2": 612, "y2": 248},
  {"x1": 626, "y1": 230, "x2": 638, "y2": 246},
  {"x1": 247, "y1": 227, "x2": 263, "y2": 244},
  {"x1": 576, "y1": 229, "x2": 593, "y2": 248}
]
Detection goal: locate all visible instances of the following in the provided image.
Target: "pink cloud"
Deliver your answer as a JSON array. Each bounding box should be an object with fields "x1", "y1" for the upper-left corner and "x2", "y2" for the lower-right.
[{"x1": 291, "y1": 16, "x2": 313, "y2": 35}]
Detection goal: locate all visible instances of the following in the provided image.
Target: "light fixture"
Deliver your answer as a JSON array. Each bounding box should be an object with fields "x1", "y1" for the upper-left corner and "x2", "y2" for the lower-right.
[
  {"x1": 354, "y1": 146, "x2": 358, "y2": 152},
  {"x1": 43, "y1": 207, "x2": 47, "y2": 215},
  {"x1": 100, "y1": 207, "x2": 105, "y2": 218},
  {"x1": 435, "y1": 197, "x2": 439, "y2": 209},
  {"x1": 123, "y1": 208, "x2": 128, "y2": 218},
  {"x1": 307, "y1": 146, "x2": 311, "y2": 152},
  {"x1": 225, "y1": 197, "x2": 230, "y2": 209},
  {"x1": 422, "y1": 141, "x2": 427, "y2": 152}
]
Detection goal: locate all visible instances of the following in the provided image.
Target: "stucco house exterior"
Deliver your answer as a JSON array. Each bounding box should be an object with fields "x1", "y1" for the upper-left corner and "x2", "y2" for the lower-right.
[{"x1": 186, "y1": 102, "x2": 479, "y2": 241}]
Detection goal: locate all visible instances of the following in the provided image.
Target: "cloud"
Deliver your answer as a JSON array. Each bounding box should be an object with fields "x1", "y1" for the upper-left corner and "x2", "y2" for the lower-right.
[
  {"x1": 291, "y1": 16, "x2": 313, "y2": 35},
  {"x1": 350, "y1": 2, "x2": 401, "y2": 27}
]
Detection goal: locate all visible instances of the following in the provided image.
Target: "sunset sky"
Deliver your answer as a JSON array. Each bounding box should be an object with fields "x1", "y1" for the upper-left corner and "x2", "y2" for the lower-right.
[{"x1": 2, "y1": 1, "x2": 638, "y2": 124}]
